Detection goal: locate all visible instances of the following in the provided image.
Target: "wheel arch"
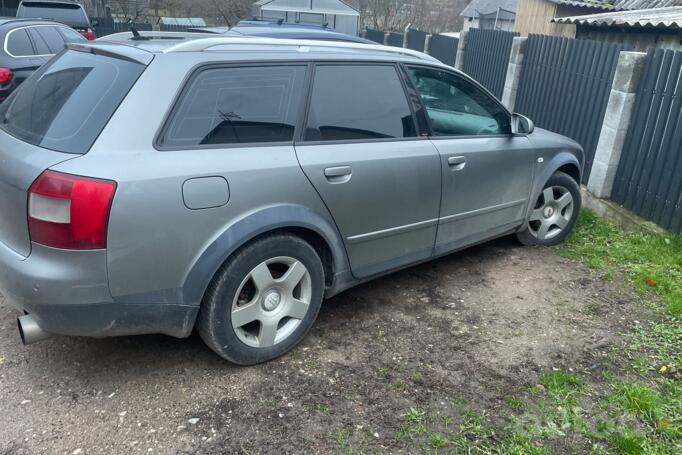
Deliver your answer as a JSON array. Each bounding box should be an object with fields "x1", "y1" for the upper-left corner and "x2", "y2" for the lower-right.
[
  {"x1": 182, "y1": 204, "x2": 350, "y2": 309},
  {"x1": 522, "y1": 152, "x2": 582, "y2": 228}
]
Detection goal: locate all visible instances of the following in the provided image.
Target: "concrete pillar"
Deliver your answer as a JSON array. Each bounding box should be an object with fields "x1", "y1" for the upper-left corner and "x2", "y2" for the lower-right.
[
  {"x1": 501, "y1": 37, "x2": 527, "y2": 111},
  {"x1": 454, "y1": 30, "x2": 468, "y2": 71},
  {"x1": 587, "y1": 51, "x2": 647, "y2": 198},
  {"x1": 382, "y1": 32, "x2": 389, "y2": 46},
  {"x1": 424, "y1": 34, "x2": 432, "y2": 54}
]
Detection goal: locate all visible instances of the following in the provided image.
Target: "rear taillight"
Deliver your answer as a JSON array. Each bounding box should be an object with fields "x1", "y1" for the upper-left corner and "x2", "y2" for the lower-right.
[
  {"x1": 0, "y1": 68, "x2": 13, "y2": 85},
  {"x1": 80, "y1": 29, "x2": 96, "y2": 41},
  {"x1": 28, "y1": 171, "x2": 117, "y2": 250}
]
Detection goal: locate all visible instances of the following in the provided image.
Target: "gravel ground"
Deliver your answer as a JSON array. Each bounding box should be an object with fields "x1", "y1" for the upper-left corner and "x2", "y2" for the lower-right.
[{"x1": 0, "y1": 237, "x2": 642, "y2": 454}]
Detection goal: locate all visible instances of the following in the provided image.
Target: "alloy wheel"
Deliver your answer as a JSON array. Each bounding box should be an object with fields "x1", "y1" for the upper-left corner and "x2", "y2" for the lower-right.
[
  {"x1": 231, "y1": 256, "x2": 312, "y2": 348},
  {"x1": 528, "y1": 186, "x2": 574, "y2": 241}
]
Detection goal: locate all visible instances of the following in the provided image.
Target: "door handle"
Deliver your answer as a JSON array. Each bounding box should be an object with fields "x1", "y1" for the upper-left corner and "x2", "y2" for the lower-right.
[
  {"x1": 447, "y1": 156, "x2": 466, "y2": 171},
  {"x1": 324, "y1": 166, "x2": 352, "y2": 184}
]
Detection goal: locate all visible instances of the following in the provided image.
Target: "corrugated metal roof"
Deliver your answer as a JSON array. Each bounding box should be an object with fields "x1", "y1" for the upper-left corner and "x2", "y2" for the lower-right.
[
  {"x1": 548, "y1": 0, "x2": 677, "y2": 11},
  {"x1": 552, "y1": 6, "x2": 682, "y2": 27},
  {"x1": 159, "y1": 17, "x2": 207, "y2": 26},
  {"x1": 460, "y1": 0, "x2": 518, "y2": 17}
]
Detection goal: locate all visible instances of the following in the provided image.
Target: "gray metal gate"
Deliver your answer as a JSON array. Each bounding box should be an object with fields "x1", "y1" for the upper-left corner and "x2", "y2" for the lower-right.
[
  {"x1": 515, "y1": 35, "x2": 627, "y2": 183},
  {"x1": 429, "y1": 34, "x2": 458, "y2": 67},
  {"x1": 462, "y1": 28, "x2": 517, "y2": 99},
  {"x1": 612, "y1": 49, "x2": 682, "y2": 233}
]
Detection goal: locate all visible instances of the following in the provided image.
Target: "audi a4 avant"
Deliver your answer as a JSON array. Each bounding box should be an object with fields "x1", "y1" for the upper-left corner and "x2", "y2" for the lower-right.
[{"x1": 0, "y1": 37, "x2": 584, "y2": 364}]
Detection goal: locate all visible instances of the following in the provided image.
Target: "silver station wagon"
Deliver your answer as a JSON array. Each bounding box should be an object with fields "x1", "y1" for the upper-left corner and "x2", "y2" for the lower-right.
[{"x1": 0, "y1": 37, "x2": 584, "y2": 364}]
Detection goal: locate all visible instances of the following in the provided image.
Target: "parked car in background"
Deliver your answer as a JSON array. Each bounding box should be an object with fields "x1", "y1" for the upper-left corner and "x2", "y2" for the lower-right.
[
  {"x1": 0, "y1": 18, "x2": 85, "y2": 101},
  {"x1": 16, "y1": 0, "x2": 95, "y2": 40},
  {"x1": 0, "y1": 37, "x2": 583, "y2": 365}
]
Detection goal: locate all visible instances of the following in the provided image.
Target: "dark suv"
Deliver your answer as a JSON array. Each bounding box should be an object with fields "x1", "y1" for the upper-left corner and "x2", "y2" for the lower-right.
[
  {"x1": 17, "y1": 1, "x2": 95, "y2": 40},
  {"x1": 0, "y1": 18, "x2": 85, "y2": 100}
]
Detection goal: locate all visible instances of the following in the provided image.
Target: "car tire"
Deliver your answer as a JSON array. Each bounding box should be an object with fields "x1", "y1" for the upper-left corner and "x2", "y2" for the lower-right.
[
  {"x1": 516, "y1": 171, "x2": 581, "y2": 246},
  {"x1": 197, "y1": 233, "x2": 325, "y2": 365}
]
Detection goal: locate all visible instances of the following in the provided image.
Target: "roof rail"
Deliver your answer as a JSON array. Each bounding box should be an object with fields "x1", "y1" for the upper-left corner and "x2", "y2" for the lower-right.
[{"x1": 162, "y1": 36, "x2": 440, "y2": 63}]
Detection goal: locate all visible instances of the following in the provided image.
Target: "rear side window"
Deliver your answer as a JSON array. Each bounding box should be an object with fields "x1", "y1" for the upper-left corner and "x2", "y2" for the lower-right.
[
  {"x1": 6, "y1": 28, "x2": 35, "y2": 57},
  {"x1": 0, "y1": 50, "x2": 145, "y2": 154},
  {"x1": 159, "y1": 65, "x2": 306, "y2": 148},
  {"x1": 305, "y1": 65, "x2": 416, "y2": 141}
]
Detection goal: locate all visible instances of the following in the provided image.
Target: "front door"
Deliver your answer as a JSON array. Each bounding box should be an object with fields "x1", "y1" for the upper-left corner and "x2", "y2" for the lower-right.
[
  {"x1": 405, "y1": 65, "x2": 535, "y2": 254},
  {"x1": 296, "y1": 63, "x2": 441, "y2": 278}
]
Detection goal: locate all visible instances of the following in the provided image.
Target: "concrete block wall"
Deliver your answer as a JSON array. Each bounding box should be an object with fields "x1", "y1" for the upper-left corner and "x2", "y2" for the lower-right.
[
  {"x1": 587, "y1": 51, "x2": 646, "y2": 198},
  {"x1": 501, "y1": 37, "x2": 527, "y2": 111}
]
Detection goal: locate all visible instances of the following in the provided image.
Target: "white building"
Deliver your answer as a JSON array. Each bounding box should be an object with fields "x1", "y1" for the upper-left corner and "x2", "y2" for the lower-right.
[{"x1": 252, "y1": 0, "x2": 360, "y2": 36}]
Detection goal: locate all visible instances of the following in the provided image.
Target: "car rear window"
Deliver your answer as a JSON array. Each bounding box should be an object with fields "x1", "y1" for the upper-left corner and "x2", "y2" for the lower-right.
[
  {"x1": 17, "y1": 2, "x2": 89, "y2": 28},
  {"x1": 0, "y1": 50, "x2": 145, "y2": 154}
]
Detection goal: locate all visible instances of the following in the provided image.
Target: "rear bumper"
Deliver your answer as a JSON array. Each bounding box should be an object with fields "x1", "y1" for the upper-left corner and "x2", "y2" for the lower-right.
[{"x1": 0, "y1": 241, "x2": 196, "y2": 338}]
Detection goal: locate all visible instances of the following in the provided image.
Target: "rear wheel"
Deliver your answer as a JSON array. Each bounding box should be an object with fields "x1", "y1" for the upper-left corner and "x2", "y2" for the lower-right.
[
  {"x1": 517, "y1": 171, "x2": 581, "y2": 246},
  {"x1": 197, "y1": 234, "x2": 324, "y2": 365}
]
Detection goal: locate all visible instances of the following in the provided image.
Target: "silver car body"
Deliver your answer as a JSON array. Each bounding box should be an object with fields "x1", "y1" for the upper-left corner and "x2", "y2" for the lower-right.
[{"x1": 0, "y1": 37, "x2": 584, "y2": 340}]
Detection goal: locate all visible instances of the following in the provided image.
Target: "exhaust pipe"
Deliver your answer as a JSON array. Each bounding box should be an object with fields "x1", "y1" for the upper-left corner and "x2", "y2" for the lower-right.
[{"x1": 17, "y1": 314, "x2": 52, "y2": 345}]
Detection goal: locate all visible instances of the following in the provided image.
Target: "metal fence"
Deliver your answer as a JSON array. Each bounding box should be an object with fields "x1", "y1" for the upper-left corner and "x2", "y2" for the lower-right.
[
  {"x1": 365, "y1": 28, "x2": 384, "y2": 44},
  {"x1": 612, "y1": 49, "x2": 682, "y2": 233},
  {"x1": 462, "y1": 28, "x2": 517, "y2": 99},
  {"x1": 0, "y1": 7, "x2": 16, "y2": 17},
  {"x1": 429, "y1": 34, "x2": 458, "y2": 67},
  {"x1": 405, "y1": 29, "x2": 427, "y2": 51},
  {"x1": 93, "y1": 18, "x2": 152, "y2": 37},
  {"x1": 386, "y1": 32, "x2": 403, "y2": 47},
  {"x1": 515, "y1": 34, "x2": 628, "y2": 183}
]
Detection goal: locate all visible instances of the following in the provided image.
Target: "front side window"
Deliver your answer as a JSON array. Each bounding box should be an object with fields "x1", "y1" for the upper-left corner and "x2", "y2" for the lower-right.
[
  {"x1": 159, "y1": 65, "x2": 306, "y2": 148},
  {"x1": 407, "y1": 66, "x2": 510, "y2": 136},
  {"x1": 59, "y1": 26, "x2": 87, "y2": 43},
  {"x1": 305, "y1": 64, "x2": 416, "y2": 141}
]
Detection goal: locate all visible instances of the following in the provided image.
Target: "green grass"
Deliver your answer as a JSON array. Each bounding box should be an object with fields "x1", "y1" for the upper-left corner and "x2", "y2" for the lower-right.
[
  {"x1": 557, "y1": 209, "x2": 682, "y2": 316},
  {"x1": 391, "y1": 212, "x2": 682, "y2": 454},
  {"x1": 542, "y1": 370, "x2": 585, "y2": 401}
]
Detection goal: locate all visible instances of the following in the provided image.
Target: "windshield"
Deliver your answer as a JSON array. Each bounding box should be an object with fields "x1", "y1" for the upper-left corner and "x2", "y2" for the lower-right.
[{"x1": 0, "y1": 50, "x2": 145, "y2": 154}]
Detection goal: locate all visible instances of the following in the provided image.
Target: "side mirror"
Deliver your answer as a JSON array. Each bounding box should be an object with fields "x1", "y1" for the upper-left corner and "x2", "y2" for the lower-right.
[{"x1": 512, "y1": 113, "x2": 534, "y2": 135}]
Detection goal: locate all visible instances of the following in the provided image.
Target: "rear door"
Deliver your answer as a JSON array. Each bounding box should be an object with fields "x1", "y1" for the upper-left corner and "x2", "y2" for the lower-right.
[{"x1": 296, "y1": 63, "x2": 441, "y2": 278}]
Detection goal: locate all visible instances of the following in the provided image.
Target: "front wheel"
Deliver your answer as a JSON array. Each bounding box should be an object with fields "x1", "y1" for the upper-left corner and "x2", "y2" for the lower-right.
[
  {"x1": 197, "y1": 234, "x2": 325, "y2": 365},
  {"x1": 516, "y1": 171, "x2": 581, "y2": 246}
]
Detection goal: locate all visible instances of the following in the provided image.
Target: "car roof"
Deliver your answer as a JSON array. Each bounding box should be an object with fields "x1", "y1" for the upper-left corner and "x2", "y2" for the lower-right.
[
  {"x1": 82, "y1": 36, "x2": 444, "y2": 68},
  {"x1": 0, "y1": 16, "x2": 67, "y2": 27}
]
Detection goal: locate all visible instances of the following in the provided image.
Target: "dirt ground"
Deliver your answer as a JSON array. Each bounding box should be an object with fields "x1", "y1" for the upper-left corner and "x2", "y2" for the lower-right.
[{"x1": 0, "y1": 237, "x2": 644, "y2": 454}]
